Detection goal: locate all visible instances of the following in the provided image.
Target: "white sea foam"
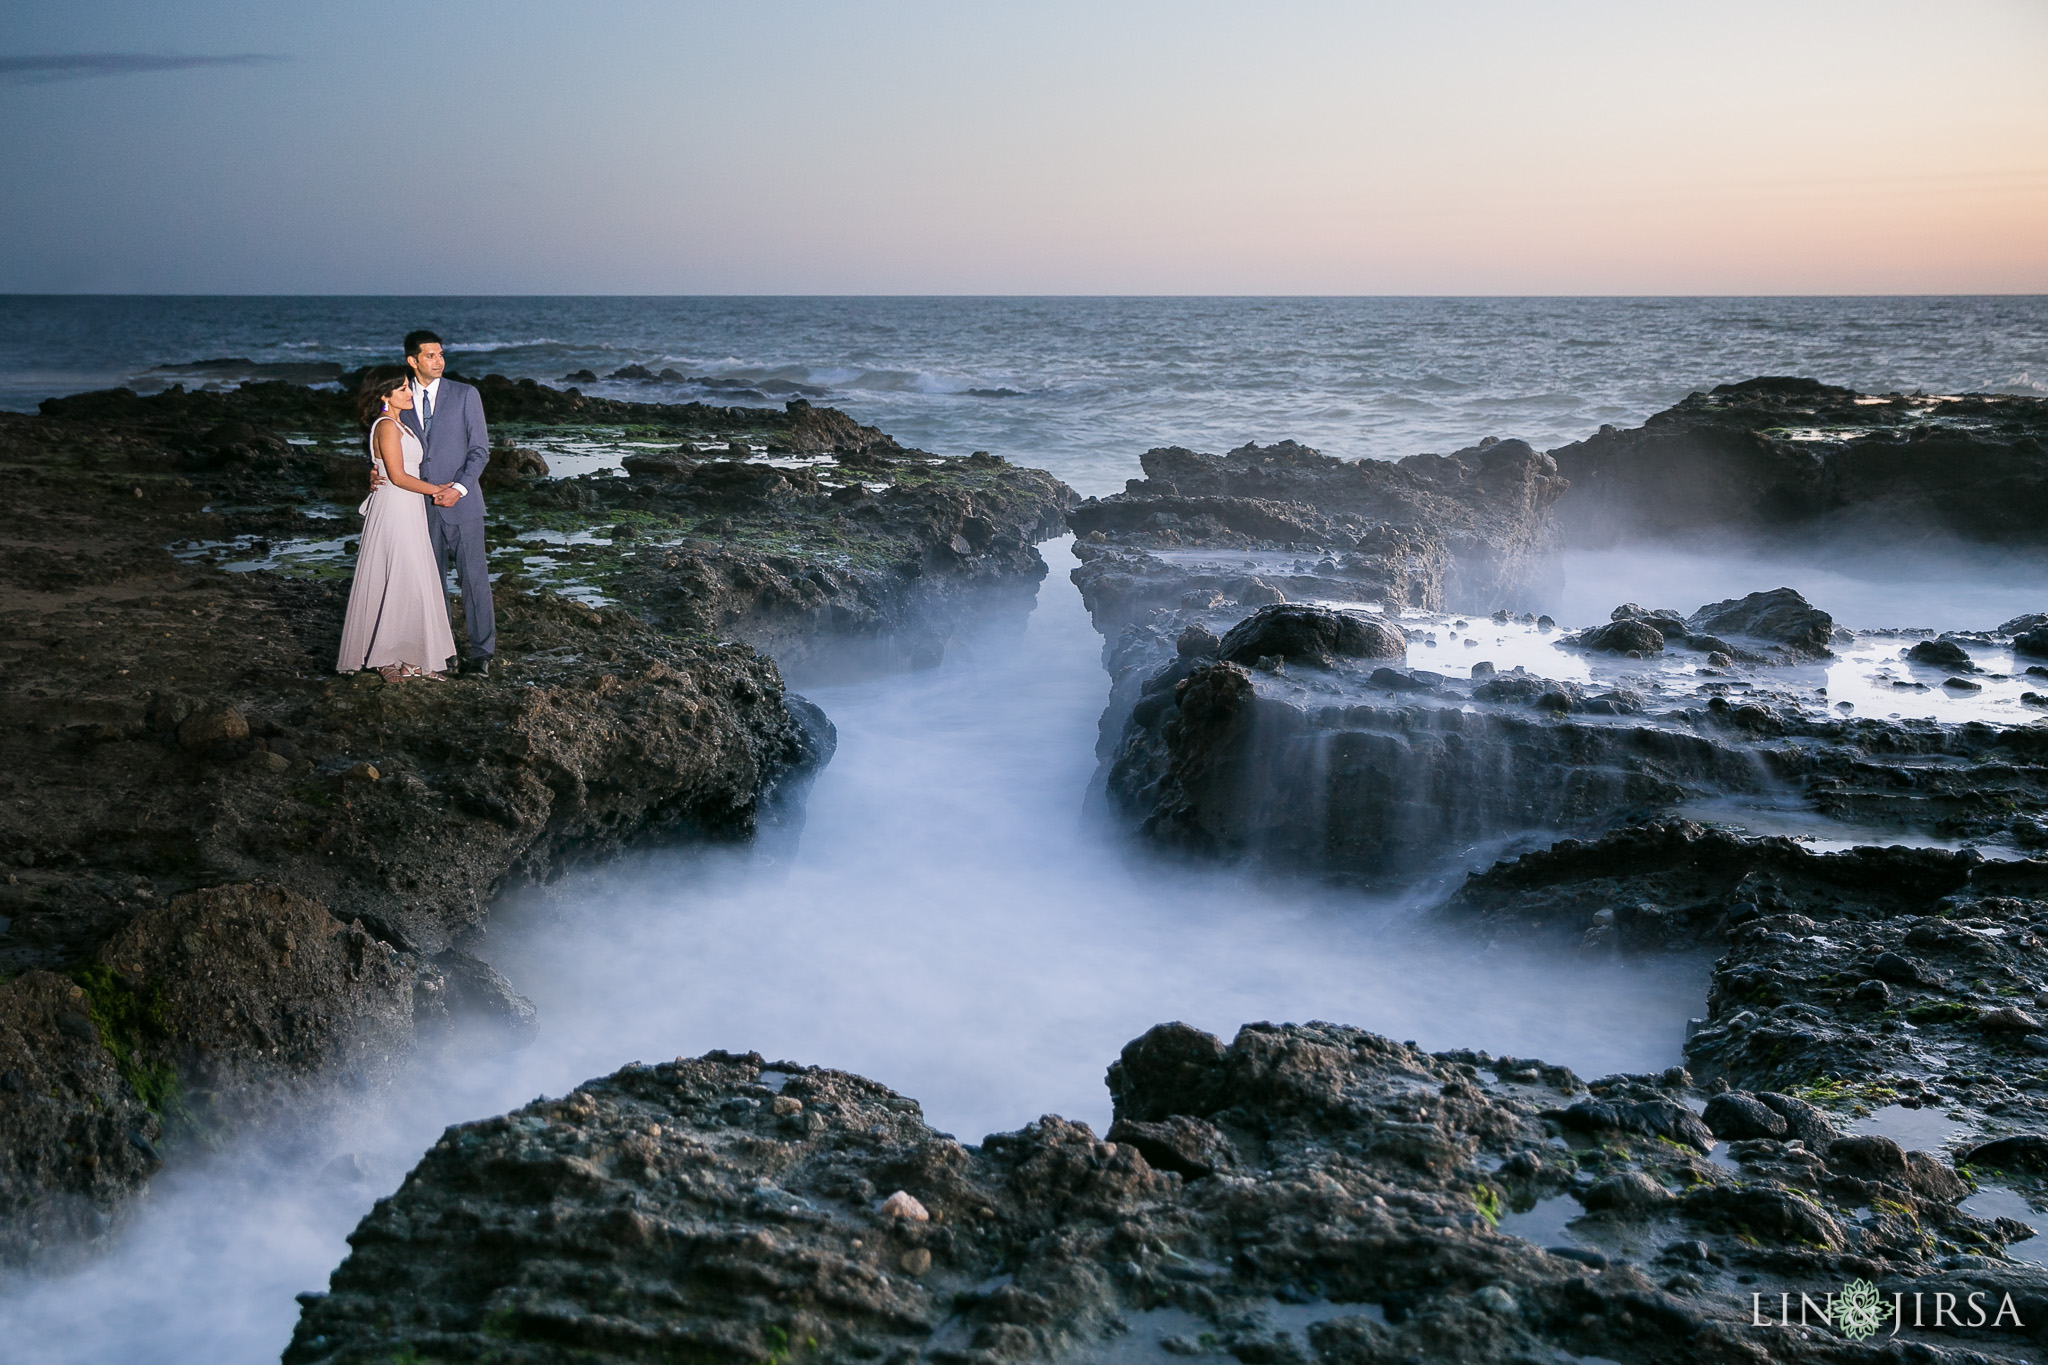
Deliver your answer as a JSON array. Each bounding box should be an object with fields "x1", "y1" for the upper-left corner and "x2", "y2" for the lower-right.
[{"x1": 0, "y1": 539, "x2": 1706, "y2": 1362}]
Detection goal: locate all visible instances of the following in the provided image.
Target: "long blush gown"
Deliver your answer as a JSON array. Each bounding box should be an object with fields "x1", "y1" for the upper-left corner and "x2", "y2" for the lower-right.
[{"x1": 335, "y1": 416, "x2": 458, "y2": 674}]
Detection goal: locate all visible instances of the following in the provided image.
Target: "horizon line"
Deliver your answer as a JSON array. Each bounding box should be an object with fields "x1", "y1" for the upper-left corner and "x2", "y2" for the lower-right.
[{"x1": 2, "y1": 291, "x2": 2045, "y2": 301}]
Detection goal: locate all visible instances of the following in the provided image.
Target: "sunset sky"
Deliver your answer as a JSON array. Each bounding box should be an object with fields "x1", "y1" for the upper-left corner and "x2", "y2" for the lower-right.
[{"x1": 3, "y1": 0, "x2": 2044, "y2": 294}]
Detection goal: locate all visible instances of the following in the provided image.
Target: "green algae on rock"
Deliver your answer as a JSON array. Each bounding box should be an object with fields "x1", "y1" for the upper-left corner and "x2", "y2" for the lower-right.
[{"x1": 287, "y1": 1021, "x2": 2044, "y2": 1364}]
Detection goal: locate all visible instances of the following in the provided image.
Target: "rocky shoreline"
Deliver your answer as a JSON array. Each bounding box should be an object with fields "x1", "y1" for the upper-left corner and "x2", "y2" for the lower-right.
[
  {"x1": 12, "y1": 370, "x2": 2048, "y2": 1362},
  {"x1": 0, "y1": 377, "x2": 1072, "y2": 1265},
  {"x1": 1548, "y1": 377, "x2": 2048, "y2": 549}
]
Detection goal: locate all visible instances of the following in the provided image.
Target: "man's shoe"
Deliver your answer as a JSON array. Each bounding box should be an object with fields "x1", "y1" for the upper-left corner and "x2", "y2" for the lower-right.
[{"x1": 459, "y1": 655, "x2": 494, "y2": 678}]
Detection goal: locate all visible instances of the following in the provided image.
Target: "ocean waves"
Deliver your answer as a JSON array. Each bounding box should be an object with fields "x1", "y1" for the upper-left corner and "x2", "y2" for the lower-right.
[{"x1": 1, "y1": 295, "x2": 2042, "y2": 497}]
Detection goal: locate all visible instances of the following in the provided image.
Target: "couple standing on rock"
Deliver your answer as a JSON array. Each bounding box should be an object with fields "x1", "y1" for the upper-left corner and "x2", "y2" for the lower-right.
[{"x1": 336, "y1": 330, "x2": 497, "y2": 681}]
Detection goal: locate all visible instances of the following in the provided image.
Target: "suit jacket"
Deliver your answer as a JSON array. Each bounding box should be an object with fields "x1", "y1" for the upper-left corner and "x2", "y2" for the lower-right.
[{"x1": 403, "y1": 378, "x2": 490, "y2": 524}]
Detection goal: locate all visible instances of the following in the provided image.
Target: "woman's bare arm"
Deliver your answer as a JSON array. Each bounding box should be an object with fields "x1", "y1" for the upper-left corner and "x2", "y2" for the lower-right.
[{"x1": 374, "y1": 420, "x2": 451, "y2": 497}]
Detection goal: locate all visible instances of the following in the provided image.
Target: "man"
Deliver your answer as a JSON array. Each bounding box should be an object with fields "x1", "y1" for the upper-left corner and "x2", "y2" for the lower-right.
[{"x1": 394, "y1": 329, "x2": 496, "y2": 676}]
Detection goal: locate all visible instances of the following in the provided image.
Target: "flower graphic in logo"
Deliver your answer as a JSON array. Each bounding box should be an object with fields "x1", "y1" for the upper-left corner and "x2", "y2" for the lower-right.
[{"x1": 1832, "y1": 1279, "x2": 1888, "y2": 1340}]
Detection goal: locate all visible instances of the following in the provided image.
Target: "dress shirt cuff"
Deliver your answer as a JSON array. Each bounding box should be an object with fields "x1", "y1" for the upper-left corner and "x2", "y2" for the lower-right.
[{"x1": 452, "y1": 483, "x2": 469, "y2": 498}]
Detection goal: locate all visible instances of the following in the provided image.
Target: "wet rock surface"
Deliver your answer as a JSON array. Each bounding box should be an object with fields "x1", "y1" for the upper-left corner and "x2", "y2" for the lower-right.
[
  {"x1": 38, "y1": 378, "x2": 1078, "y2": 682},
  {"x1": 1066, "y1": 414, "x2": 2046, "y2": 887},
  {"x1": 1066, "y1": 438, "x2": 1570, "y2": 855},
  {"x1": 1069, "y1": 437, "x2": 1567, "y2": 633},
  {"x1": 1101, "y1": 590, "x2": 2048, "y2": 881},
  {"x1": 291, "y1": 1021, "x2": 2048, "y2": 1364},
  {"x1": 1443, "y1": 823, "x2": 2048, "y2": 1206},
  {"x1": 1548, "y1": 376, "x2": 2048, "y2": 547},
  {"x1": 0, "y1": 377, "x2": 1072, "y2": 1263}
]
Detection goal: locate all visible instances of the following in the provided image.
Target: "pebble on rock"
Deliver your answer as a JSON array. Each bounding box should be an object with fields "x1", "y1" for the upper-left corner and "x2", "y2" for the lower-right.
[
  {"x1": 1979, "y1": 1006, "x2": 2043, "y2": 1033},
  {"x1": 1580, "y1": 1169, "x2": 1676, "y2": 1215},
  {"x1": 176, "y1": 706, "x2": 249, "y2": 750},
  {"x1": 878, "y1": 1190, "x2": 928, "y2": 1221}
]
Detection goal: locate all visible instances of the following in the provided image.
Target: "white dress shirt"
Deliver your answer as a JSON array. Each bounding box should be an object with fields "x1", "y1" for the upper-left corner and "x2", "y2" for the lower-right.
[{"x1": 411, "y1": 376, "x2": 466, "y2": 497}]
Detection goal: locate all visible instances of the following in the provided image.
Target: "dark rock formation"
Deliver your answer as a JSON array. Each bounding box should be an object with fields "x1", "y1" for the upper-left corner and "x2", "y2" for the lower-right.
[
  {"x1": 1440, "y1": 820, "x2": 2048, "y2": 1112},
  {"x1": 1103, "y1": 626, "x2": 2048, "y2": 880},
  {"x1": 1684, "y1": 588, "x2": 1835, "y2": 661},
  {"x1": 1573, "y1": 617, "x2": 1667, "y2": 655},
  {"x1": 608, "y1": 454, "x2": 1075, "y2": 682},
  {"x1": 1216, "y1": 604, "x2": 1407, "y2": 667},
  {"x1": 1070, "y1": 437, "x2": 1568, "y2": 629},
  {"x1": 0, "y1": 374, "x2": 1074, "y2": 1265},
  {"x1": 1549, "y1": 377, "x2": 2048, "y2": 547},
  {"x1": 478, "y1": 443, "x2": 548, "y2": 489},
  {"x1": 287, "y1": 1020, "x2": 2041, "y2": 1363},
  {"x1": 1067, "y1": 437, "x2": 1570, "y2": 860},
  {"x1": 1909, "y1": 638, "x2": 1976, "y2": 670}
]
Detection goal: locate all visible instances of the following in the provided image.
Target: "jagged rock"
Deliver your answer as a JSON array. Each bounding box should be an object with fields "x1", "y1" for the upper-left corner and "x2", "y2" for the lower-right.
[
  {"x1": 1682, "y1": 1183, "x2": 1846, "y2": 1251},
  {"x1": 1549, "y1": 377, "x2": 2048, "y2": 547},
  {"x1": 1580, "y1": 1170, "x2": 1675, "y2": 1215},
  {"x1": 0, "y1": 973, "x2": 164, "y2": 1267},
  {"x1": 1551, "y1": 1096, "x2": 1713, "y2": 1151},
  {"x1": 1103, "y1": 1113, "x2": 1239, "y2": 1178},
  {"x1": 479, "y1": 445, "x2": 548, "y2": 489},
  {"x1": 1175, "y1": 623, "x2": 1220, "y2": 658},
  {"x1": 1982, "y1": 1006, "x2": 2044, "y2": 1033},
  {"x1": 1826, "y1": 1133, "x2": 1908, "y2": 1180},
  {"x1": 1684, "y1": 588, "x2": 1834, "y2": 660},
  {"x1": 1966, "y1": 1135, "x2": 2048, "y2": 1174},
  {"x1": 1573, "y1": 618, "x2": 1666, "y2": 654},
  {"x1": 287, "y1": 1022, "x2": 1996, "y2": 1365},
  {"x1": 1702, "y1": 1091, "x2": 1786, "y2": 1140},
  {"x1": 1216, "y1": 604, "x2": 1406, "y2": 666},
  {"x1": 1751, "y1": 1091, "x2": 1837, "y2": 1151},
  {"x1": 1908, "y1": 638, "x2": 1974, "y2": 670},
  {"x1": 174, "y1": 706, "x2": 249, "y2": 750},
  {"x1": 1070, "y1": 437, "x2": 1567, "y2": 629},
  {"x1": 1098, "y1": 646, "x2": 2043, "y2": 880},
  {"x1": 0, "y1": 374, "x2": 1071, "y2": 1265},
  {"x1": 1873, "y1": 951, "x2": 1932, "y2": 984}
]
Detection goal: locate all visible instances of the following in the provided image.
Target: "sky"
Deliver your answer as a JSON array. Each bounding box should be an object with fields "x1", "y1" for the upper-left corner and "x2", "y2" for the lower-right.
[{"x1": 2, "y1": 1, "x2": 2045, "y2": 295}]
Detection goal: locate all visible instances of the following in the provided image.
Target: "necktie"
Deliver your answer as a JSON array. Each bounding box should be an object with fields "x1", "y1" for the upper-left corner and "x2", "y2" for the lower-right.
[{"x1": 419, "y1": 386, "x2": 433, "y2": 436}]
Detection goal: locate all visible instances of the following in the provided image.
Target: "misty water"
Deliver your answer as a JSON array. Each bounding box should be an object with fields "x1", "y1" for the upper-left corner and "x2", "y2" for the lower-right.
[
  {"x1": 4, "y1": 296, "x2": 2045, "y2": 1358},
  {"x1": 0, "y1": 538, "x2": 1713, "y2": 1362}
]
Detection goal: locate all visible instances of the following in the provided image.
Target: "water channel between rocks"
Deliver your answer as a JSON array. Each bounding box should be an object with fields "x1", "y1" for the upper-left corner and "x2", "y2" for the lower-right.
[{"x1": 1, "y1": 537, "x2": 1714, "y2": 1362}]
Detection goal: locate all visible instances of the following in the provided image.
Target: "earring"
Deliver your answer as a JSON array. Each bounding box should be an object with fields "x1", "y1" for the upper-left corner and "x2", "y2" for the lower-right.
[{"x1": 382, "y1": 401, "x2": 390, "y2": 412}]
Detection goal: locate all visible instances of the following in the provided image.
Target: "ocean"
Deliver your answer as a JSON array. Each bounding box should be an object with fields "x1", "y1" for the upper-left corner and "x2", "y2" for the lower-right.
[
  {"x1": 2, "y1": 295, "x2": 2046, "y2": 1359},
  {"x1": 3, "y1": 294, "x2": 2043, "y2": 497}
]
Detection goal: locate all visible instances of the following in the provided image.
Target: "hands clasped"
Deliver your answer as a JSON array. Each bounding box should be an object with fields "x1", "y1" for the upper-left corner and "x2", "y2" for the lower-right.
[{"x1": 367, "y1": 463, "x2": 460, "y2": 505}]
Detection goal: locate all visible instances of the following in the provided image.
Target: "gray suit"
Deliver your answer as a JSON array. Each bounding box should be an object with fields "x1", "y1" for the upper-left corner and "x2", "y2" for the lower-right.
[{"x1": 402, "y1": 378, "x2": 495, "y2": 658}]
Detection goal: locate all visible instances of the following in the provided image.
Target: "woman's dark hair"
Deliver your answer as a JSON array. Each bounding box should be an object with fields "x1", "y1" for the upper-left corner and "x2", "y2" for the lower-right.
[{"x1": 354, "y1": 364, "x2": 412, "y2": 428}]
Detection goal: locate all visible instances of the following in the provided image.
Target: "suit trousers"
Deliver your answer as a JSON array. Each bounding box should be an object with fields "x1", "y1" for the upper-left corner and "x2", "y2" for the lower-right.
[{"x1": 430, "y1": 512, "x2": 496, "y2": 658}]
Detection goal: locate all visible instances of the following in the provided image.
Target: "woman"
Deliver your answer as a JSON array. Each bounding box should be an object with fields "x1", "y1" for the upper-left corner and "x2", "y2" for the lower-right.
[{"x1": 336, "y1": 365, "x2": 460, "y2": 680}]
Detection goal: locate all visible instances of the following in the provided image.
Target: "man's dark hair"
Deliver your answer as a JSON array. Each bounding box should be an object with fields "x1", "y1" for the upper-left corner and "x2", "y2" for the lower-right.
[{"x1": 404, "y1": 329, "x2": 443, "y2": 357}]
